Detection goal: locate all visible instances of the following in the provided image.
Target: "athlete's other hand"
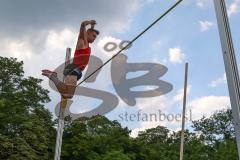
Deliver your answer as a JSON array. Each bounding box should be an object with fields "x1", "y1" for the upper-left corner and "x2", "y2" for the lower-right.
[
  {"x1": 81, "y1": 20, "x2": 97, "y2": 29},
  {"x1": 89, "y1": 20, "x2": 96, "y2": 28}
]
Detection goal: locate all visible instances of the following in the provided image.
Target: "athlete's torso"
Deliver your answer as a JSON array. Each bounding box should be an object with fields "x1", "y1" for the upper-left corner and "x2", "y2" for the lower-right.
[{"x1": 73, "y1": 46, "x2": 91, "y2": 71}]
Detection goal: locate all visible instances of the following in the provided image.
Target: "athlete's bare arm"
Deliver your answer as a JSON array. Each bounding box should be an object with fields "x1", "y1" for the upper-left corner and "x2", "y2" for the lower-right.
[{"x1": 76, "y1": 20, "x2": 96, "y2": 50}]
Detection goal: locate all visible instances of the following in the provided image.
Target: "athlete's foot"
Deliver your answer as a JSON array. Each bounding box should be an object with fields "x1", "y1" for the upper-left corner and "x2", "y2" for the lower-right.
[{"x1": 42, "y1": 69, "x2": 57, "y2": 78}]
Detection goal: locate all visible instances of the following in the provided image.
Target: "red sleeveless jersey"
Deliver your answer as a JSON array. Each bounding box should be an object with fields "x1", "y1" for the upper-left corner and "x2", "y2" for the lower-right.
[{"x1": 73, "y1": 47, "x2": 91, "y2": 71}]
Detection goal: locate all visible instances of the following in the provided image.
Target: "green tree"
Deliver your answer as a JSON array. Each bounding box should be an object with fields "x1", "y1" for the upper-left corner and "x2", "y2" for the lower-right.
[
  {"x1": 170, "y1": 130, "x2": 207, "y2": 160},
  {"x1": 1, "y1": 57, "x2": 238, "y2": 160},
  {"x1": 61, "y1": 116, "x2": 133, "y2": 160},
  {"x1": 136, "y1": 126, "x2": 175, "y2": 160},
  {"x1": 0, "y1": 56, "x2": 55, "y2": 160},
  {"x1": 192, "y1": 109, "x2": 238, "y2": 160},
  {"x1": 102, "y1": 150, "x2": 130, "y2": 160}
]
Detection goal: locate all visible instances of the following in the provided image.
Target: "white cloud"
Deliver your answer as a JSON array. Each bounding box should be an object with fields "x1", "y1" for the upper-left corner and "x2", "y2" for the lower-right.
[
  {"x1": 199, "y1": 20, "x2": 214, "y2": 32},
  {"x1": 2, "y1": 28, "x2": 115, "y2": 116},
  {"x1": 96, "y1": 36, "x2": 123, "y2": 60},
  {"x1": 173, "y1": 85, "x2": 192, "y2": 103},
  {"x1": 137, "y1": 96, "x2": 169, "y2": 111},
  {"x1": 152, "y1": 40, "x2": 163, "y2": 50},
  {"x1": 168, "y1": 47, "x2": 186, "y2": 64},
  {"x1": 129, "y1": 85, "x2": 193, "y2": 137},
  {"x1": 0, "y1": 0, "x2": 142, "y2": 64},
  {"x1": 196, "y1": 0, "x2": 210, "y2": 8},
  {"x1": 0, "y1": 0, "x2": 143, "y2": 114},
  {"x1": 45, "y1": 28, "x2": 77, "y2": 51},
  {"x1": 23, "y1": 27, "x2": 78, "y2": 84},
  {"x1": 130, "y1": 127, "x2": 143, "y2": 138},
  {"x1": 0, "y1": 39, "x2": 33, "y2": 61},
  {"x1": 228, "y1": 0, "x2": 240, "y2": 16},
  {"x1": 196, "y1": 0, "x2": 205, "y2": 8},
  {"x1": 127, "y1": 95, "x2": 169, "y2": 137},
  {"x1": 0, "y1": 0, "x2": 141, "y2": 36},
  {"x1": 209, "y1": 73, "x2": 227, "y2": 88},
  {"x1": 188, "y1": 96, "x2": 230, "y2": 120}
]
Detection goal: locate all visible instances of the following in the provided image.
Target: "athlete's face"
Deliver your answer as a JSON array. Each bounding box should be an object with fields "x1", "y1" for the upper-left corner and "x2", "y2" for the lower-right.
[{"x1": 87, "y1": 31, "x2": 98, "y2": 43}]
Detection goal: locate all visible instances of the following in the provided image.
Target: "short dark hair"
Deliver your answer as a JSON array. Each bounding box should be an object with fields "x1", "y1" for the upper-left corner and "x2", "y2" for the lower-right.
[{"x1": 87, "y1": 28, "x2": 100, "y2": 35}]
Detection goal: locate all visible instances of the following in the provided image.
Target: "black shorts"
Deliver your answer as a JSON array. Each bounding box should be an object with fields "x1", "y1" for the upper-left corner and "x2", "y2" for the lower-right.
[{"x1": 63, "y1": 64, "x2": 82, "y2": 80}]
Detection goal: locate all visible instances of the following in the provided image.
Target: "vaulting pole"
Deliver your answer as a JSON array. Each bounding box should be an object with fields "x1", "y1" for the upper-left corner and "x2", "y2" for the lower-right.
[
  {"x1": 214, "y1": 1, "x2": 240, "y2": 158},
  {"x1": 54, "y1": 48, "x2": 71, "y2": 160},
  {"x1": 180, "y1": 62, "x2": 188, "y2": 160}
]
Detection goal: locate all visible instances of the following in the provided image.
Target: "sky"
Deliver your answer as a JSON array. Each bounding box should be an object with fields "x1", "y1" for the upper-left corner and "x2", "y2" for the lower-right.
[{"x1": 1, "y1": 0, "x2": 240, "y2": 137}]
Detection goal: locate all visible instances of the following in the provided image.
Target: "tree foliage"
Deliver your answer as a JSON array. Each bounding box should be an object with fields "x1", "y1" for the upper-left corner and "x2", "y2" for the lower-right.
[
  {"x1": 0, "y1": 57, "x2": 55, "y2": 159},
  {"x1": 0, "y1": 56, "x2": 238, "y2": 159}
]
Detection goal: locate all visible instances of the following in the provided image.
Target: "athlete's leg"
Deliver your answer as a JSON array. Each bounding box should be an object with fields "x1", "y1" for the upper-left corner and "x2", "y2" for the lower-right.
[
  {"x1": 62, "y1": 64, "x2": 82, "y2": 98},
  {"x1": 42, "y1": 69, "x2": 76, "y2": 99},
  {"x1": 63, "y1": 75, "x2": 77, "y2": 98}
]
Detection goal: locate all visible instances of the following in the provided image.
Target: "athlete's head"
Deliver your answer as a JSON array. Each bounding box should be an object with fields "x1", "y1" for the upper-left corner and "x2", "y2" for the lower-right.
[{"x1": 87, "y1": 28, "x2": 99, "y2": 43}]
